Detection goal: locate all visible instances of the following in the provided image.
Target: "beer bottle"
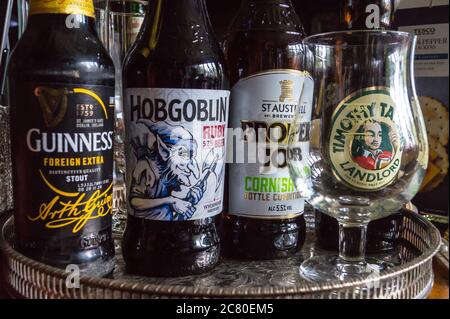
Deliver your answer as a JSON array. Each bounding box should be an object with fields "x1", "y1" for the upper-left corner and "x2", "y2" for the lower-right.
[
  {"x1": 222, "y1": 0, "x2": 311, "y2": 260},
  {"x1": 8, "y1": 0, "x2": 115, "y2": 276},
  {"x1": 308, "y1": 0, "x2": 341, "y2": 34},
  {"x1": 341, "y1": 0, "x2": 398, "y2": 30},
  {"x1": 122, "y1": 0, "x2": 229, "y2": 276},
  {"x1": 127, "y1": 1, "x2": 146, "y2": 47},
  {"x1": 315, "y1": 0, "x2": 403, "y2": 253}
]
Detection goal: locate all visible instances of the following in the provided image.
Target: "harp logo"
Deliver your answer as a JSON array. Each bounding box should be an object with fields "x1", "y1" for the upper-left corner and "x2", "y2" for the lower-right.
[
  {"x1": 35, "y1": 86, "x2": 109, "y2": 128},
  {"x1": 35, "y1": 87, "x2": 69, "y2": 128}
]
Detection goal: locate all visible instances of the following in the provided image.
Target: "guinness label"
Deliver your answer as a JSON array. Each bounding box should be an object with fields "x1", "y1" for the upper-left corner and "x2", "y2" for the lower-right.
[
  {"x1": 13, "y1": 82, "x2": 114, "y2": 244},
  {"x1": 329, "y1": 88, "x2": 403, "y2": 191}
]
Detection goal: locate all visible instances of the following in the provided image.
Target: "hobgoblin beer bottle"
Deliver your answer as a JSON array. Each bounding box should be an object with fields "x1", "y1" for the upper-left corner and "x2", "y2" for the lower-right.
[
  {"x1": 222, "y1": 0, "x2": 311, "y2": 260},
  {"x1": 122, "y1": 0, "x2": 229, "y2": 276},
  {"x1": 8, "y1": 0, "x2": 116, "y2": 276},
  {"x1": 315, "y1": 0, "x2": 403, "y2": 253}
]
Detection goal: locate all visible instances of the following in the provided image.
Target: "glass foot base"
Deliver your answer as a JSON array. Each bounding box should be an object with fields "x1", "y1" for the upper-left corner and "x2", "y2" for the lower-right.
[{"x1": 300, "y1": 255, "x2": 393, "y2": 283}]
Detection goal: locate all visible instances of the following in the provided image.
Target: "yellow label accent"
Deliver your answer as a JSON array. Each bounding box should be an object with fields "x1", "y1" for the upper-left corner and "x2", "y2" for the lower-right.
[
  {"x1": 30, "y1": 170, "x2": 113, "y2": 234},
  {"x1": 149, "y1": 0, "x2": 162, "y2": 50},
  {"x1": 29, "y1": 0, "x2": 95, "y2": 18},
  {"x1": 39, "y1": 170, "x2": 78, "y2": 197},
  {"x1": 73, "y1": 88, "x2": 109, "y2": 119}
]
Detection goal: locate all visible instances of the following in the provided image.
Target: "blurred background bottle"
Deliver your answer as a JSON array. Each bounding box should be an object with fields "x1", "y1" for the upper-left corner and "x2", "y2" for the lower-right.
[{"x1": 340, "y1": 0, "x2": 398, "y2": 30}]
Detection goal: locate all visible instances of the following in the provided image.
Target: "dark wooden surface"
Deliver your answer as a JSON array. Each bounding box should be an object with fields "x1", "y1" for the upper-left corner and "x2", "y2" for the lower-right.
[{"x1": 429, "y1": 261, "x2": 449, "y2": 299}]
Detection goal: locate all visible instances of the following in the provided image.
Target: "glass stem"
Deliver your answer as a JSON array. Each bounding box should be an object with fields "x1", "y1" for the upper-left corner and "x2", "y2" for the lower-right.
[{"x1": 337, "y1": 221, "x2": 369, "y2": 274}]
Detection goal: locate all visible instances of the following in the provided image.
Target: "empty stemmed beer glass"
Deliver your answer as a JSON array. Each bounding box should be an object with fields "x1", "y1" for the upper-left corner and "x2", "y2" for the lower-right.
[{"x1": 288, "y1": 31, "x2": 428, "y2": 282}]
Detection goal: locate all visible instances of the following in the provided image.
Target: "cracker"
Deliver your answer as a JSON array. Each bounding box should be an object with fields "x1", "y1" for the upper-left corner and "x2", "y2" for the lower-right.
[
  {"x1": 429, "y1": 147, "x2": 439, "y2": 161},
  {"x1": 421, "y1": 136, "x2": 449, "y2": 192},
  {"x1": 429, "y1": 136, "x2": 449, "y2": 175},
  {"x1": 419, "y1": 96, "x2": 449, "y2": 146}
]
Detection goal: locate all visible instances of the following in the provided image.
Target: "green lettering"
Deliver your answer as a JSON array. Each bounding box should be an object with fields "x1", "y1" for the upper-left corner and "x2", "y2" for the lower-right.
[
  {"x1": 260, "y1": 178, "x2": 268, "y2": 192},
  {"x1": 381, "y1": 103, "x2": 394, "y2": 120},
  {"x1": 354, "y1": 169, "x2": 367, "y2": 181},
  {"x1": 269, "y1": 178, "x2": 277, "y2": 192},
  {"x1": 252, "y1": 177, "x2": 260, "y2": 192},
  {"x1": 245, "y1": 177, "x2": 252, "y2": 191}
]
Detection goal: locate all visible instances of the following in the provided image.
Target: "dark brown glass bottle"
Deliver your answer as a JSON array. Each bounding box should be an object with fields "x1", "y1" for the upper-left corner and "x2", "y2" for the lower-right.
[
  {"x1": 122, "y1": 0, "x2": 229, "y2": 277},
  {"x1": 222, "y1": 0, "x2": 308, "y2": 260},
  {"x1": 8, "y1": 0, "x2": 115, "y2": 277},
  {"x1": 341, "y1": 0, "x2": 397, "y2": 30}
]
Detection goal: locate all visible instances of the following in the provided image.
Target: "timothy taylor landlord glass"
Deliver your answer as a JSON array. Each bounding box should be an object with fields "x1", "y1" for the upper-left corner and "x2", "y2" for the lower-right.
[{"x1": 288, "y1": 30, "x2": 428, "y2": 282}]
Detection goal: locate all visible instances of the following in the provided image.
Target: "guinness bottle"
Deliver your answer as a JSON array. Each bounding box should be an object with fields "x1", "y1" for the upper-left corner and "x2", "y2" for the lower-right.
[
  {"x1": 8, "y1": 0, "x2": 115, "y2": 276},
  {"x1": 222, "y1": 0, "x2": 311, "y2": 260},
  {"x1": 122, "y1": 0, "x2": 229, "y2": 276}
]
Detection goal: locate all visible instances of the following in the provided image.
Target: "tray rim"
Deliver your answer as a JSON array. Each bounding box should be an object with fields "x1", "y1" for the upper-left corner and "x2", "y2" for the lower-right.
[{"x1": 0, "y1": 210, "x2": 442, "y2": 298}]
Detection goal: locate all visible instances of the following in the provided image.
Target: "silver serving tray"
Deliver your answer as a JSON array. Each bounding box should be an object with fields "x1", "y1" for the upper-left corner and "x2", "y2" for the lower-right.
[{"x1": 0, "y1": 209, "x2": 442, "y2": 299}]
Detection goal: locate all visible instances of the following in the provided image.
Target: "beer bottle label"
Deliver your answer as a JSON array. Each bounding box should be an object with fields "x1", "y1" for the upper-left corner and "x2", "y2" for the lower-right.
[
  {"x1": 12, "y1": 84, "x2": 115, "y2": 248},
  {"x1": 124, "y1": 88, "x2": 230, "y2": 221},
  {"x1": 29, "y1": 0, "x2": 95, "y2": 18},
  {"x1": 228, "y1": 70, "x2": 314, "y2": 219},
  {"x1": 329, "y1": 87, "x2": 403, "y2": 191}
]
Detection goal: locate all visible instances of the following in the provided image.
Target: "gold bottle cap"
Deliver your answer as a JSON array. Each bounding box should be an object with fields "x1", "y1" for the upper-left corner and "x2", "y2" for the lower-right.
[{"x1": 29, "y1": 0, "x2": 95, "y2": 18}]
